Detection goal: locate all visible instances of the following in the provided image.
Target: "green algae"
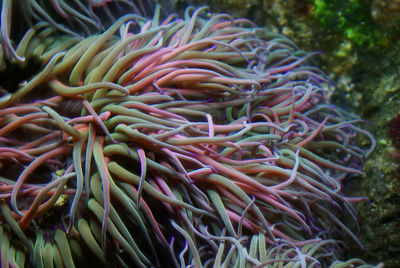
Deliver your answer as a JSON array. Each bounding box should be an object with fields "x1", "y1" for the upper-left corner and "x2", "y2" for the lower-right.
[{"x1": 312, "y1": 0, "x2": 390, "y2": 49}]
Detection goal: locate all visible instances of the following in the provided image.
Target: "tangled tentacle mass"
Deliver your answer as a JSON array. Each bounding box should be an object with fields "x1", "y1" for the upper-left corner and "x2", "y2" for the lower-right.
[{"x1": 0, "y1": 2, "x2": 379, "y2": 267}]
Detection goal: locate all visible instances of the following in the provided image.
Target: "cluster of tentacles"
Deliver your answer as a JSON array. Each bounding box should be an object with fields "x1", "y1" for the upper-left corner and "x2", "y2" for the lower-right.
[{"x1": 0, "y1": 2, "x2": 379, "y2": 268}]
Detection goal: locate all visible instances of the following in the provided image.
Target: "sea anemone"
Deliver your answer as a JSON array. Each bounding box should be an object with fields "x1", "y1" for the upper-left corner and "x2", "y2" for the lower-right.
[
  {"x1": 0, "y1": 3, "x2": 378, "y2": 267},
  {"x1": 1, "y1": 0, "x2": 174, "y2": 63}
]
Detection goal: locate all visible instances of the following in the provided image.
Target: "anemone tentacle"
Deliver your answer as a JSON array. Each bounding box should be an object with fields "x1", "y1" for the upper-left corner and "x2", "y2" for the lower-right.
[{"x1": 0, "y1": 4, "x2": 378, "y2": 267}]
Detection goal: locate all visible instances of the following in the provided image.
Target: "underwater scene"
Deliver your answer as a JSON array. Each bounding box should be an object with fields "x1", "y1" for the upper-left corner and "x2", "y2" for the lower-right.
[{"x1": 0, "y1": 0, "x2": 398, "y2": 267}]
